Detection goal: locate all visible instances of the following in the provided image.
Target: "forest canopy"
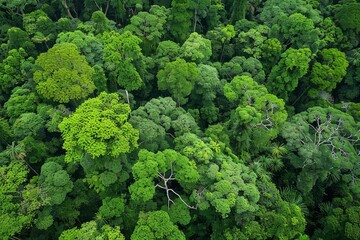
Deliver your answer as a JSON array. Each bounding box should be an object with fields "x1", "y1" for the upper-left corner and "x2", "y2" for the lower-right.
[{"x1": 0, "y1": 0, "x2": 359, "y2": 239}]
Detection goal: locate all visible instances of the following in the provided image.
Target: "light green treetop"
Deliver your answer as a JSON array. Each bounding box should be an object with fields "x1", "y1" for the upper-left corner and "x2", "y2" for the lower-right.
[
  {"x1": 33, "y1": 43, "x2": 96, "y2": 103},
  {"x1": 59, "y1": 92, "x2": 139, "y2": 163}
]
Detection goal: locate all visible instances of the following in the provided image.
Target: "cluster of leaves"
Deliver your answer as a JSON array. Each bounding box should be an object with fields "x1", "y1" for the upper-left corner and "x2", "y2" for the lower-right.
[{"x1": 0, "y1": 0, "x2": 359, "y2": 239}]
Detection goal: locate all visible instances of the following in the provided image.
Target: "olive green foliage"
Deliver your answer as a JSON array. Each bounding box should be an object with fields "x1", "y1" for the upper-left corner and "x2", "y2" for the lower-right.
[
  {"x1": 59, "y1": 92, "x2": 139, "y2": 162},
  {"x1": 33, "y1": 43, "x2": 96, "y2": 103}
]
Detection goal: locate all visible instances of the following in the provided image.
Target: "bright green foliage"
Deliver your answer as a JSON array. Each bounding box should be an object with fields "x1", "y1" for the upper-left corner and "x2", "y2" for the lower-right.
[
  {"x1": 38, "y1": 161, "x2": 73, "y2": 205},
  {"x1": 0, "y1": 48, "x2": 34, "y2": 101},
  {"x1": 100, "y1": 30, "x2": 145, "y2": 91},
  {"x1": 203, "y1": 160, "x2": 260, "y2": 217},
  {"x1": 98, "y1": 197, "x2": 125, "y2": 219},
  {"x1": 0, "y1": 161, "x2": 37, "y2": 239},
  {"x1": 59, "y1": 92, "x2": 139, "y2": 162},
  {"x1": 267, "y1": 48, "x2": 312, "y2": 101},
  {"x1": 12, "y1": 113, "x2": 44, "y2": 139},
  {"x1": 33, "y1": 43, "x2": 95, "y2": 103},
  {"x1": 129, "y1": 149, "x2": 199, "y2": 203},
  {"x1": 281, "y1": 107, "x2": 360, "y2": 194},
  {"x1": 56, "y1": 30, "x2": 104, "y2": 66},
  {"x1": 308, "y1": 48, "x2": 349, "y2": 98},
  {"x1": 168, "y1": 0, "x2": 192, "y2": 43},
  {"x1": 180, "y1": 32, "x2": 212, "y2": 63},
  {"x1": 131, "y1": 210, "x2": 186, "y2": 240},
  {"x1": 59, "y1": 220, "x2": 125, "y2": 240},
  {"x1": 129, "y1": 97, "x2": 199, "y2": 151},
  {"x1": 157, "y1": 58, "x2": 200, "y2": 105},
  {"x1": 4, "y1": 87, "x2": 37, "y2": 123},
  {"x1": 126, "y1": 5, "x2": 169, "y2": 53}
]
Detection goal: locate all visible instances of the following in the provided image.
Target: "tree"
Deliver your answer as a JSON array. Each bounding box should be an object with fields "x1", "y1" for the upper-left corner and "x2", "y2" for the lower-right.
[
  {"x1": 23, "y1": 10, "x2": 56, "y2": 48},
  {"x1": 224, "y1": 75, "x2": 287, "y2": 155},
  {"x1": 125, "y1": 5, "x2": 169, "y2": 54},
  {"x1": 129, "y1": 97, "x2": 200, "y2": 152},
  {"x1": 266, "y1": 48, "x2": 312, "y2": 101},
  {"x1": 206, "y1": 24, "x2": 236, "y2": 62},
  {"x1": 6, "y1": 27, "x2": 36, "y2": 55},
  {"x1": 0, "y1": 48, "x2": 34, "y2": 102},
  {"x1": 100, "y1": 30, "x2": 145, "y2": 91},
  {"x1": 154, "y1": 40, "x2": 181, "y2": 69},
  {"x1": 168, "y1": 0, "x2": 192, "y2": 43},
  {"x1": 157, "y1": 58, "x2": 200, "y2": 105},
  {"x1": 281, "y1": 107, "x2": 359, "y2": 195},
  {"x1": 4, "y1": 86, "x2": 38, "y2": 123},
  {"x1": 333, "y1": 2, "x2": 360, "y2": 33},
  {"x1": 189, "y1": 0, "x2": 211, "y2": 31},
  {"x1": 338, "y1": 48, "x2": 360, "y2": 100},
  {"x1": 131, "y1": 210, "x2": 186, "y2": 240},
  {"x1": 12, "y1": 113, "x2": 44, "y2": 139},
  {"x1": 0, "y1": 161, "x2": 45, "y2": 239},
  {"x1": 129, "y1": 149, "x2": 199, "y2": 208},
  {"x1": 308, "y1": 48, "x2": 349, "y2": 98},
  {"x1": 58, "y1": 92, "x2": 139, "y2": 163},
  {"x1": 38, "y1": 161, "x2": 73, "y2": 205},
  {"x1": 180, "y1": 32, "x2": 212, "y2": 63},
  {"x1": 56, "y1": 30, "x2": 104, "y2": 66},
  {"x1": 33, "y1": 43, "x2": 96, "y2": 103},
  {"x1": 59, "y1": 220, "x2": 125, "y2": 240}
]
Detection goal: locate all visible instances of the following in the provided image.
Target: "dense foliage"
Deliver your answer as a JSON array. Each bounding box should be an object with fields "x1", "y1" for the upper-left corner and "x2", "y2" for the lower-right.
[{"x1": 0, "y1": 0, "x2": 359, "y2": 239}]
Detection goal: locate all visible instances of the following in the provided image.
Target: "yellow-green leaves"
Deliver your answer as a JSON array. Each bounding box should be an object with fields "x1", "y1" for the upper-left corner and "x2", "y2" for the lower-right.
[
  {"x1": 59, "y1": 92, "x2": 139, "y2": 162},
  {"x1": 34, "y1": 43, "x2": 95, "y2": 103}
]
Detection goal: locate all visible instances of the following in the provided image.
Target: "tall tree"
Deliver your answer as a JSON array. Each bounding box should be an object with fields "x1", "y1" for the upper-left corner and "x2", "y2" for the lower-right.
[{"x1": 33, "y1": 43, "x2": 96, "y2": 103}]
